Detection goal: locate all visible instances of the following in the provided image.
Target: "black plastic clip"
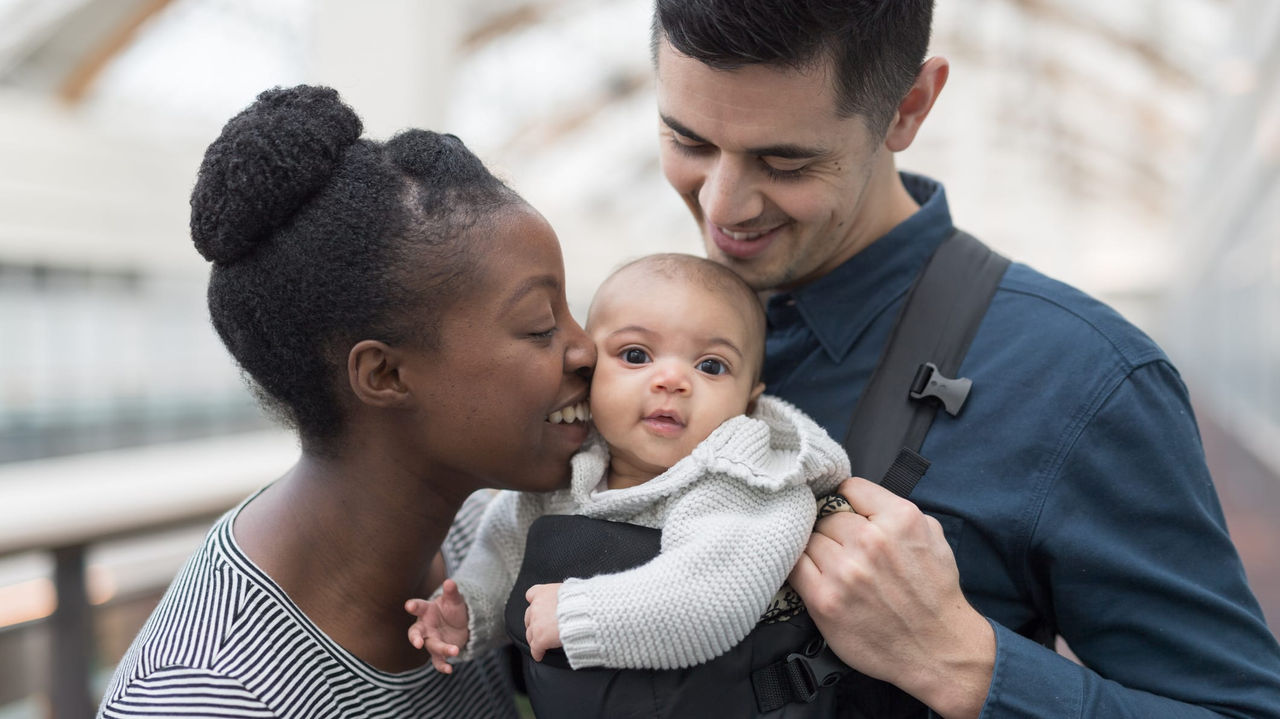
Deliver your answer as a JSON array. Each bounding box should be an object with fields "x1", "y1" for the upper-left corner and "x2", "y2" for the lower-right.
[
  {"x1": 785, "y1": 637, "x2": 848, "y2": 702},
  {"x1": 909, "y1": 362, "x2": 971, "y2": 416}
]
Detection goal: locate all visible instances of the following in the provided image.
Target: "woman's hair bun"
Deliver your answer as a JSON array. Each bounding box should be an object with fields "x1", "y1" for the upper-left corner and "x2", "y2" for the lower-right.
[{"x1": 190, "y1": 85, "x2": 362, "y2": 264}]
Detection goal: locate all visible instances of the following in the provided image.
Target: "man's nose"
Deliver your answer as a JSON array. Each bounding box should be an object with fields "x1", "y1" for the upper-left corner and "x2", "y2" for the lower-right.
[{"x1": 699, "y1": 156, "x2": 763, "y2": 228}]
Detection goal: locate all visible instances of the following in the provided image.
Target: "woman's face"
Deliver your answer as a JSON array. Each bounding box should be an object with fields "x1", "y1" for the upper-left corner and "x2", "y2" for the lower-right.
[{"x1": 400, "y1": 204, "x2": 595, "y2": 494}]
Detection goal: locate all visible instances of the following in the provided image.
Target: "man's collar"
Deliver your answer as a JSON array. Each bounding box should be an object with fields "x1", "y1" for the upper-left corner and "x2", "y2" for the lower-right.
[{"x1": 772, "y1": 173, "x2": 955, "y2": 362}]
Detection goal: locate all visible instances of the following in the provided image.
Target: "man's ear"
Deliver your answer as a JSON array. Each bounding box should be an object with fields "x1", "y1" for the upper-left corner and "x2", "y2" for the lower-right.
[
  {"x1": 348, "y1": 340, "x2": 412, "y2": 408},
  {"x1": 746, "y1": 381, "x2": 767, "y2": 414},
  {"x1": 885, "y1": 56, "x2": 949, "y2": 153}
]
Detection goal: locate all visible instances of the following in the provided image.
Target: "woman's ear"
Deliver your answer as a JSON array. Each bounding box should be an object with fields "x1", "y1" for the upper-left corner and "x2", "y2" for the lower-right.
[{"x1": 348, "y1": 340, "x2": 412, "y2": 408}]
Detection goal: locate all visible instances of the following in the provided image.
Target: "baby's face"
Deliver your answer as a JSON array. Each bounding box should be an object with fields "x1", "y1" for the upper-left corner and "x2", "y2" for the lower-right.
[{"x1": 586, "y1": 270, "x2": 764, "y2": 478}]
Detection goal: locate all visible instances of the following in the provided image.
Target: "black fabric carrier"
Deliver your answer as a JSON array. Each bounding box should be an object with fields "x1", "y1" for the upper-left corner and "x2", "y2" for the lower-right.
[
  {"x1": 505, "y1": 230, "x2": 1009, "y2": 718},
  {"x1": 505, "y1": 514, "x2": 836, "y2": 717}
]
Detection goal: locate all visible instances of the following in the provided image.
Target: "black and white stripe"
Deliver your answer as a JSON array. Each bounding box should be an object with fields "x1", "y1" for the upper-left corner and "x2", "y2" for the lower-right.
[{"x1": 99, "y1": 490, "x2": 518, "y2": 718}]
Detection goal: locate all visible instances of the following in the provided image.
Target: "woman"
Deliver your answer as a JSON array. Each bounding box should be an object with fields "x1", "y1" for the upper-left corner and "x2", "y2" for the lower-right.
[{"x1": 98, "y1": 85, "x2": 594, "y2": 717}]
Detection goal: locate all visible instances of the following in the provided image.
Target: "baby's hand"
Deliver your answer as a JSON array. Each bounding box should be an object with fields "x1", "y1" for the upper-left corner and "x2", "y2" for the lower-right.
[
  {"x1": 524, "y1": 583, "x2": 564, "y2": 662},
  {"x1": 405, "y1": 578, "x2": 470, "y2": 674}
]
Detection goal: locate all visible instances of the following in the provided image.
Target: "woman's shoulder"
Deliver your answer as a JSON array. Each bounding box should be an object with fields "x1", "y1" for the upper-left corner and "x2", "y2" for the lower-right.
[
  {"x1": 99, "y1": 511, "x2": 276, "y2": 711},
  {"x1": 102, "y1": 508, "x2": 521, "y2": 718}
]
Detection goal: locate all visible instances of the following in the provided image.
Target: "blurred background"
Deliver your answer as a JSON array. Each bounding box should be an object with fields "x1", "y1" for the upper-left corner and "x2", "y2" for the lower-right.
[{"x1": 0, "y1": 0, "x2": 1276, "y2": 715}]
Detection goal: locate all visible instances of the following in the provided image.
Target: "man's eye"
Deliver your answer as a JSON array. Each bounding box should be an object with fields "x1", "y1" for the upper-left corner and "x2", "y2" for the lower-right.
[
  {"x1": 762, "y1": 159, "x2": 808, "y2": 181},
  {"x1": 697, "y1": 359, "x2": 726, "y2": 375},
  {"x1": 622, "y1": 348, "x2": 650, "y2": 364},
  {"x1": 669, "y1": 135, "x2": 711, "y2": 155}
]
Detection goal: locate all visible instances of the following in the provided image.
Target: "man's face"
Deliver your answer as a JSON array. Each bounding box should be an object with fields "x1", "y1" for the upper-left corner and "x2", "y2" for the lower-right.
[{"x1": 655, "y1": 39, "x2": 889, "y2": 291}]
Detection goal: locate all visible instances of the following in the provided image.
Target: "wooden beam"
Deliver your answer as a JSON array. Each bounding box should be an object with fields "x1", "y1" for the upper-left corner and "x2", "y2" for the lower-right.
[{"x1": 57, "y1": 0, "x2": 173, "y2": 105}]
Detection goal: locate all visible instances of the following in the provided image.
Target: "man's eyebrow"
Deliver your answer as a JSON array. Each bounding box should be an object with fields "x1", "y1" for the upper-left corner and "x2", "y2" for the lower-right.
[{"x1": 660, "y1": 113, "x2": 829, "y2": 160}]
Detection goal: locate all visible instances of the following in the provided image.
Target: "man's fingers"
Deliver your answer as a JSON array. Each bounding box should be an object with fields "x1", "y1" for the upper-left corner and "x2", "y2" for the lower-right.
[
  {"x1": 837, "y1": 476, "x2": 903, "y2": 517},
  {"x1": 789, "y1": 550, "x2": 819, "y2": 590}
]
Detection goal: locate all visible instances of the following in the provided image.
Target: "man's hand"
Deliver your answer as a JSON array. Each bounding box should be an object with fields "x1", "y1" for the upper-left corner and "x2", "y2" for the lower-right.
[
  {"x1": 789, "y1": 477, "x2": 995, "y2": 719},
  {"x1": 405, "y1": 578, "x2": 471, "y2": 674},
  {"x1": 524, "y1": 583, "x2": 564, "y2": 662}
]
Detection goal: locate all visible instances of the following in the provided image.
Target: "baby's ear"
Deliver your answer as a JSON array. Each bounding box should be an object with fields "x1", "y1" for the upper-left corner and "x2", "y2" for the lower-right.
[{"x1": 746, "y1": 382, "x2": 766, "y2": 414}]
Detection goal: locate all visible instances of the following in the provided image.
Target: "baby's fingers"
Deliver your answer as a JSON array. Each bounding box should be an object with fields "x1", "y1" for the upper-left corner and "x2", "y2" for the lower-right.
[
  {"x1": 404, "y1": 598, "x2": 431, "y2": 617},
  {"x1": 407, "y1": 621, "x2": 426, "y2": 650},
  {"x1": 426, "y1": 638, "x2": 459, "y2": 674}
]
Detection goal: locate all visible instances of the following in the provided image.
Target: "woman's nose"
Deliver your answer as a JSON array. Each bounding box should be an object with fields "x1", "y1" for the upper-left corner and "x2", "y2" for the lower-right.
[{"x1": 563, "y1": 317, "x2": 595, "y2": 379}]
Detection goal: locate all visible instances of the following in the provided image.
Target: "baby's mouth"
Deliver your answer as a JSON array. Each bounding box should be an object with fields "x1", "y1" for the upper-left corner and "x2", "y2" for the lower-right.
[
  {"x1": 644, "y1": 410, "x2": 685, "y2": 427},
  {"x1": 548, "y1": 401, "x2": 591, "y2": 424}
]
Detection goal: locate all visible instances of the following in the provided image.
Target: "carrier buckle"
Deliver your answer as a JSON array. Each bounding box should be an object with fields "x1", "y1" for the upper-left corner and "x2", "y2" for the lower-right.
[
  {"x1": 909, "y1": 362, "x2": 972, "y2": 416},
  {"x1": 783, "y1": 637, "x2": 846, "y2": 702}
]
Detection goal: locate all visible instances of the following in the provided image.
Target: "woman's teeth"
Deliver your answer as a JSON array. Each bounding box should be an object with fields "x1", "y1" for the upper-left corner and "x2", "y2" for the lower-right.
[{"x1": 548, "y1": 401, "x2": 591, "y2": 424}]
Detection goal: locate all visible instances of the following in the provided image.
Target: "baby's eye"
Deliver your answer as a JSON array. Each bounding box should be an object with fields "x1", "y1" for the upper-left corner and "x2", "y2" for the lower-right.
[
  {"x1": 622, "y1": 348, "x2": 650, "y2": 365},
  {"x1": 697, "y1": 358, "x2": 727, "y2": 375}
]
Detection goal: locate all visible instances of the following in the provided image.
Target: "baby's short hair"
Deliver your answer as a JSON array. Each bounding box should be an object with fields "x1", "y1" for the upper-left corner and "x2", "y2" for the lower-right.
[{"x1": 593, "y1": 253, "x2": 766, "y2": 376}]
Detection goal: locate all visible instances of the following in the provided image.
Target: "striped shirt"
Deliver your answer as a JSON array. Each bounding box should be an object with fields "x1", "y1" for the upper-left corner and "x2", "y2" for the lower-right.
[{"x1": 98, "y1": 491, "x2": 519, "y2": 718}]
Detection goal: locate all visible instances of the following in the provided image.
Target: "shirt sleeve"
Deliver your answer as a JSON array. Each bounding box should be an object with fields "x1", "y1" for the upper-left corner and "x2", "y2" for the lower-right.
[
  {"x1": 450, "y1": 490, "x2": 541, "y2": 659},
  {"x1": 979, "y1": 360, "x2": 1280, "y2": 718},
  {"x1": 98, "y1": 666, "x2": 275, "y2": 718},
  {"x1": 555, "y1": 478, "x2": 817, "y2": 670}
]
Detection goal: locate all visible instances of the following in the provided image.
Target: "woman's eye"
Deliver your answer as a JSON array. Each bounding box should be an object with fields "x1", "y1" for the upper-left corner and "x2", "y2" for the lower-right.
[
  {"x1": 697, "y1": 359, "x2": 727, "y2": 375},
  {"x1": 622, "y1": 348, "x2": 650, "y2": 364},
  {"x1": 530, "y1": 327, "x2": 557, "y2": 340}
]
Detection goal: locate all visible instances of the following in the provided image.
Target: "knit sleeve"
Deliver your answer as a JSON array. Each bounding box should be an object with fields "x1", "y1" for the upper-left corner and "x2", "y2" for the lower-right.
[
  {"x1": 556, "y1": 478, "x2": 817, "y2": 670},
  {"x1": 449, "y1": 491, "x2": 539, "y2": 660}
]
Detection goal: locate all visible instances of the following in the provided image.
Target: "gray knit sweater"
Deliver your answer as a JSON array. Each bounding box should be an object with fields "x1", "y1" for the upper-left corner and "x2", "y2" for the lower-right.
[{"x1": 450, "y1": 395, "x2": 849, "y2": 671}]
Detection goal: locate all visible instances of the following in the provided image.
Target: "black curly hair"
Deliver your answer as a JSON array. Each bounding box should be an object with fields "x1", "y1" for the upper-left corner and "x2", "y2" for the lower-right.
[
  {"x1": 191, "y1": 85, "x2": 519, "y2": 450},
  {"x1": 652, "y1": 0, "x2": 934, "y2": 134}
]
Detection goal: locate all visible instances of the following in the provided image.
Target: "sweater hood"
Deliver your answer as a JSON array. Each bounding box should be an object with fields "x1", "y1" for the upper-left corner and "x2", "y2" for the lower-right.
[{"x1": 569, "y1": 395, "x2": 850, "y2": 510}]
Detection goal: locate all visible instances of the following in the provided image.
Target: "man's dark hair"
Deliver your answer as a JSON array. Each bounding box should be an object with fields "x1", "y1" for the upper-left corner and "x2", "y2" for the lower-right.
[
  {"x1": 652, "y1": 0, "x2": 935, "y2": 133},
  {"x1": 190, "y1": 85, "x2": 519, "y2": 452}
]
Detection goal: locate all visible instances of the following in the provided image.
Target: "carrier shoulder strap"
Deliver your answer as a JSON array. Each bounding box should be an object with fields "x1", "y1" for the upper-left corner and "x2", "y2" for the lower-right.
[
  {"x1": 752, "y1": 229, "x2": 1008, "y2": 716},
  {"x1": 843, "y1": 229, "x2": 1009, "y2": 497}
]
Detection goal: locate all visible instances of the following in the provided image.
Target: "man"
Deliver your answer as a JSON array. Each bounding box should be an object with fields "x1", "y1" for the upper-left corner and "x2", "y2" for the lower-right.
[{"x1": 650, "y1": 1, "x2": 1280, "y2": 717}]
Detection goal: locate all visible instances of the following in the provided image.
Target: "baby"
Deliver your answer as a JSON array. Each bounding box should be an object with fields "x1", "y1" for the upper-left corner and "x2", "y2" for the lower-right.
[{"x1": 406, "y1": 253, "x2": 848, "y2": 673}]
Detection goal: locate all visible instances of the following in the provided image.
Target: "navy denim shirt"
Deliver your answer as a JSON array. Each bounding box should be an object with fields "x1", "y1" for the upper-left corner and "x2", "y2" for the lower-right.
[{"x1": 764, "y1": 174, "x2": 1280, "y2": 717}]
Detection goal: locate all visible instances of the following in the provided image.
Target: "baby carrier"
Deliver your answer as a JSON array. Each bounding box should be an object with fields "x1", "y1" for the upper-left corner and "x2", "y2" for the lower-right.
[{"x1": 505, "y1": 230, "x2": 1010, "y2": 717}]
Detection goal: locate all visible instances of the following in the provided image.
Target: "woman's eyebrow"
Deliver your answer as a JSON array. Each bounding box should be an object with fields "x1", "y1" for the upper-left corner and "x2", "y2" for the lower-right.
[
  {"x1": 660, "y1": 113, "x2": 828, "y2": 159},
  {"x1": 502, "y1": 275, "x2": 559, "y2": 313}
]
